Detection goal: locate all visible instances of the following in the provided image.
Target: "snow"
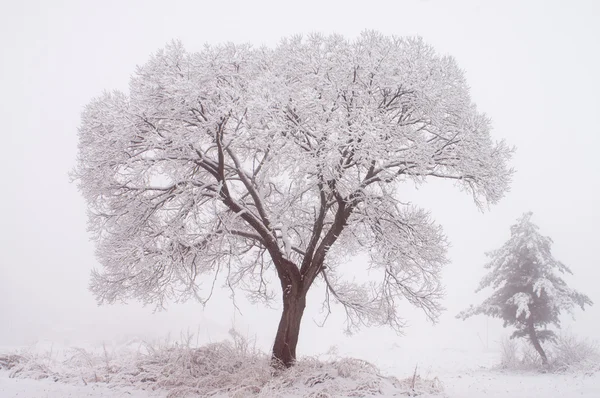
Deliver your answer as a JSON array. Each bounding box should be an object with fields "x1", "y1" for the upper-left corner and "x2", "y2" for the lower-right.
[
  {"x1": 2, "y1": 340, "x2": 600, "y2": 397},
  {"x1": 0, "y1": 371, "x2": 162, "y2": 398},
  {"x1": 3, "y1": 367, "x2": 599, "y2": 398},
  {"x1": 74, "y1": 33, "x2": 513, "y2": 337},
  {"x1": 507, "y1": 292, "x2": 532, "y2": 319},
  {"x1": 445, "y1": 370, "x2": 600, "y2": 397}
]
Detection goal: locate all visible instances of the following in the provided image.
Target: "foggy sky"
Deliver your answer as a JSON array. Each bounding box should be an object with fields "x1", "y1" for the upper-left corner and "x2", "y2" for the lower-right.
[{"x1": 1, "y1": 0, "x2": 598, "y2": 359}]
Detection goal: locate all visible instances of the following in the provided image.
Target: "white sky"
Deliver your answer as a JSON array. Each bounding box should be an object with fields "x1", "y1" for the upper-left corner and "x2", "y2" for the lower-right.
[{"x1": 1, "y1": 0, "x2": 599, "y2": 360}]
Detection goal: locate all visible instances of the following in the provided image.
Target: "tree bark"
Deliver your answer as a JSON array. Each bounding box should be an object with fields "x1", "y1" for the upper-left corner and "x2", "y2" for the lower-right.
[
  {"x1": 528, "y1": 318, "x2": 548, "y2": 365},
  {"x1": 271, "y1": 286, "x2": 306, "y2": 368}
]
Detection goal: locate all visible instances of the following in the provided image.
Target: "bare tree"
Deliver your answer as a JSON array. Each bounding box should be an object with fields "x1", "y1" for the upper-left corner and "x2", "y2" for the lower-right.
[
  {"x1": 458, "y1": 212, "x2": 592, "y2": 365},
  {"x1": 74, "y1": 32, "x2": 513, "y2": 367}
]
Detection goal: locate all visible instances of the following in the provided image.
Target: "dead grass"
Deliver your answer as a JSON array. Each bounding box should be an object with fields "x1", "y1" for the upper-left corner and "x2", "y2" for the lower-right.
[
  {"x1": 0, "y1": 330, "x2": 443, "y2": 397},
  {"x1": 497, "y1": 333, "x2": 600, "y2": 374}
]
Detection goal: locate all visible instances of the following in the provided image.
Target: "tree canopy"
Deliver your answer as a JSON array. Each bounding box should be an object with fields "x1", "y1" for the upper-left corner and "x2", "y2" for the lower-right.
[{"x1": 75, "y1": 32, "x2": 513, "y2": 366}]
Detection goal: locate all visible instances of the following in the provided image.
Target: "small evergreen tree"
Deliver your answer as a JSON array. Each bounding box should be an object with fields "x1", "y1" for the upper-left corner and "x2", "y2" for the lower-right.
[{"x1": 458, "y1": 212, "x2": 592, "y2": 365}]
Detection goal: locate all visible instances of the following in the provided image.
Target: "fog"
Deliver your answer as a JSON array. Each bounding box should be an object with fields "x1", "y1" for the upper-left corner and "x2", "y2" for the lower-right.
[{"x1": 1, "y1": 0, "x2": 599, "y2": 363}]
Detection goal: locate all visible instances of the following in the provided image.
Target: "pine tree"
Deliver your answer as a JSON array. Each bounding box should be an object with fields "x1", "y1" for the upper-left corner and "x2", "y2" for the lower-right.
[{"x1": 458, "y1": 212, "x2": 592, "y2": 365}]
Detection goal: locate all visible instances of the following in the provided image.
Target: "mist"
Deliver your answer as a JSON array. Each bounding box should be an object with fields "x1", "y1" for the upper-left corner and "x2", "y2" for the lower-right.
[{"x1": 1, "y1": 0, "x2": 599, "y2": 386}]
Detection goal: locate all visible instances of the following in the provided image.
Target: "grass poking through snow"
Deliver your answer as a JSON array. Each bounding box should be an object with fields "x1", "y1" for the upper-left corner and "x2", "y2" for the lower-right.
[{"x1": 0, "y1": 330, "x2": 443, "y2": 397}]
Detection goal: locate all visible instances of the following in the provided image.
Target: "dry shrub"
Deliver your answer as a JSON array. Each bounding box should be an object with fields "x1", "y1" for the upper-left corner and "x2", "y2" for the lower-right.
[
  {"x1": 0, "y1": 330, "x2": 443, "y2": 397},
  {"x1": 498, "y1": 333, "x2": 600, "y2": 374},
  {"x1": 499, "y1": 337, "x2": 519, "y2": 369},
  {"x1": 550, "y1": 333, "x2": 600, "y2": 374},
  {"x1": 0, "y1": 354, "x2": 25, "y2": 370},
  {"x1": 498, "y1": 337, "x2": 542, "y2": 371},
  {"x1": 520, "y1": 343, "x2": 543, "y2": 369}
]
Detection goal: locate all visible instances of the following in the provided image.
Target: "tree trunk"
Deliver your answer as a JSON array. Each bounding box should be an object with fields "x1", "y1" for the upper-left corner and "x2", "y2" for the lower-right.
[
  {"x1": 271, "y1": 290, "x2": 306, "y2": 368},
  {"x1": 528, "y1": 318, "x2": 548, "y2": 365}
]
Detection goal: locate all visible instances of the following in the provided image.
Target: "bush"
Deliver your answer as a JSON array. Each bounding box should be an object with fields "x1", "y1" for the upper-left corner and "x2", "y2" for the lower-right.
[
  {"x1": 499, "y1": 337, "x2": 519, "y2": 369},
  {"x1": 498, "y1": 333, "x2": 600, "y2": 374},
  {"x1": 498, "y1": 336, "x2": 545, "y2": 371},
  {"x1": 0, "y1": 330, "x2": 443, "y2": 397},
  {"x1": 498, "y1": 336, "x2": 540, "y2": 370},
  {"x1": 550, "y1": 333, "x2": 600, "y2": 374}
]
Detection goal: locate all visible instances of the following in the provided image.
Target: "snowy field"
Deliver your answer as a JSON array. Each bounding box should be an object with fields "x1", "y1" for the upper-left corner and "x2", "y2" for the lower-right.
[
  {"x1": 3, "y1": 367, "x2": 599, "y2": 398},
  {"x1": 0, "y1": 374, "x2": 157, "y2": 398},
  {"x1": 2, "y1": 339, "x2": 599, "y2": 397},
  {"x1": 3, "y1": 1, "x2": 600, "y2": 397}
]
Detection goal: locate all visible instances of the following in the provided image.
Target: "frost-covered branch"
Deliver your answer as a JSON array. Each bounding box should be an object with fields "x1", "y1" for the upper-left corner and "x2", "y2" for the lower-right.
[{"x1": 74, "y1": 33, "x2": 513, "y2": 365}]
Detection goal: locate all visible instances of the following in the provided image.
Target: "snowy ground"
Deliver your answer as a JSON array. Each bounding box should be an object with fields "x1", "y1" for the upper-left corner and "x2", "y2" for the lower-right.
[
  {"x1": 2, "y1": 366, "x2": 599, "y2": 397},
  {"x1": 0, "y1": 372, "x2": 161, "y2": 398},
  {"x1": 1, "y1": 341, "x2": 599, "y2": 397},
  {"x1": 444, "y1": 370, "x2": 600, "y2": 397},
  {"x1": 380, "y1": 346, "x2": 600, "y2": 397}
]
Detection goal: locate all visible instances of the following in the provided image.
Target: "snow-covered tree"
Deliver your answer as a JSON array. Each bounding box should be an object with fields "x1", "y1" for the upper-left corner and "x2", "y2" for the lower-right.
[
  {"x1": 458, "y1": 212, "x2": 592, "y2": 365},
  {"x1": 74, "y1": 32, "x2": 513, "y2": 367}
]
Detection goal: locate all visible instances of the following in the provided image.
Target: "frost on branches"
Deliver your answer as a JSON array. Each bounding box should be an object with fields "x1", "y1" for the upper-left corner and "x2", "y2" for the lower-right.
[
  {"x1": 73, "y1": 32, "x2": 513, "y2": 367},
  {"x1": 458, "y1": 212, "x2": 592, "y2": 365}
]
